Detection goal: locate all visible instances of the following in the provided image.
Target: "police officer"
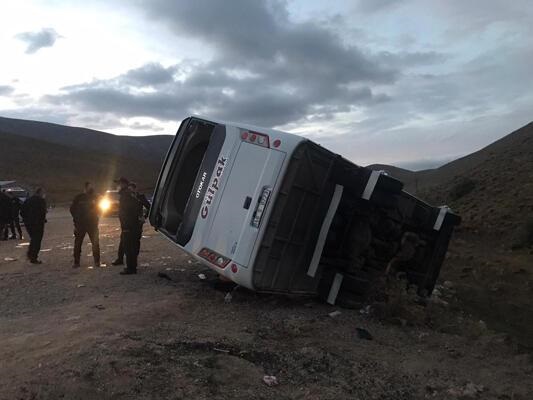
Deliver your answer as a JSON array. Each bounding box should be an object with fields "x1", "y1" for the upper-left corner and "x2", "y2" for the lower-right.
[
  {"x1": 0, "y1": 190, "x2": 11, "y2": 241},
  {"x1": 21, "y1": 188, "x2": 47, "y2": 264},
  {"x1": 70, "y1": 182, "x2": 101, "y2": 268},
  {"x1": 4, "y1": 192, "x2": 23, "y2": 240},
  {"x1": 115, "y1": 177, "x2": 143, "y2": 275},
  {"x1": 111, "y1": 182, "x2": 150, "y2": 266}
]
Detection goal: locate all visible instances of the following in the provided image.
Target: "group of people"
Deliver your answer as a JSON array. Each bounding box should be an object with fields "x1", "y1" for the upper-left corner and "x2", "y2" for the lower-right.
[
  {"x1": 0, "y1": 177, "x2": 150, "y2": 274},
  {"x1": 0, "y1": 188, "x2": 46, "y2": 263},
  {"x1": 0, "y1": 190, "x2": 24, "y2": 241}
]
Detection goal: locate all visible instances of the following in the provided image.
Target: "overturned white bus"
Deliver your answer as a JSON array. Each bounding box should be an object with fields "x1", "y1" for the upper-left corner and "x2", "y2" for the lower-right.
[{"x1": 149, "y1": 116, "x2": 460, "y2": 305}]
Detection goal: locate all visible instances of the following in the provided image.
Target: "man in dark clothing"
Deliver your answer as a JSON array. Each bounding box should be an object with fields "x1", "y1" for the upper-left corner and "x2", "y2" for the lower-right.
[
  {"x1": 21, "y1": 188, "x2": 47, "y2": 264},
  {"x1": 115, "y1": 177, "x2": 143, "y2": 275},
  {"x1": 0, "y1": 190, "x2": 11, "y2": 241},
  {"x1": 70, "y1": 182, "x2": 101, "y2": 268},
  {"x1": 112, "y1": 182, "x2": 150, "y2": 266},
  {"x1": 3, "y1": 192, "x2": 23, "y2": 240}
]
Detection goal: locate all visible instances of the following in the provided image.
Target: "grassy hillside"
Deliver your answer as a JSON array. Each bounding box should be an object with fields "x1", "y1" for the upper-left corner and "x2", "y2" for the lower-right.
[
  {"x1": 370, "y1": 122, "x2": 533, "y2": 243},
  {"x1": 0, "y1": 116, "x2": 172, "y2": 164},
  {"x1": 0, "y1": 131, "x2": 162, "y2": 203}
]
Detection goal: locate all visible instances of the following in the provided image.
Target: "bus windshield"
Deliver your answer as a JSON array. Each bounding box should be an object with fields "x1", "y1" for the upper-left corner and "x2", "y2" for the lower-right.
[{"x1": 152, "y1": 118, "x2": 226, "y2": 245}]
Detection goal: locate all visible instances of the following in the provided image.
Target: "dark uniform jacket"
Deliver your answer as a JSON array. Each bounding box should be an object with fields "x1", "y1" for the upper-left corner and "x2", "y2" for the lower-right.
[
  {"x1": 133, "y1": 192, "x2": 151, "y2": 219},
  {"x1": 70, "y1": 192, "x2": 99, "y2": 228},
  {"x1": 118, "y1": 189, "x2": 143, "y2": 231},
  {"x1": 0, "y1": 192, "x2": 11, "y2": 224},
  {"x1": 10, "y1": 197, "x2": 22, "y2": 219},
  {"x1": 21, "y1": 195, "x2": 47, "y2": 226}
]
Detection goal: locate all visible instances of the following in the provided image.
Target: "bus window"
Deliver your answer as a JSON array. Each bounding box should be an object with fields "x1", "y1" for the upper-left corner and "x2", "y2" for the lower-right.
[{"x1": 157, "y1": 118, "x2": 225, "y2": 245}]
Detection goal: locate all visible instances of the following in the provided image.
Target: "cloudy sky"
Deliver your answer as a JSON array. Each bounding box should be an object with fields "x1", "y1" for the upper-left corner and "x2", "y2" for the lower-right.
[{"x1": 1, "y1": 0, "x2": 531, "y2": 169}]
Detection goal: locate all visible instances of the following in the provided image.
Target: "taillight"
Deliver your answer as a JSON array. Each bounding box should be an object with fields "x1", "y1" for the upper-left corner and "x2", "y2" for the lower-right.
[
  {"x1": 198, "y1": 248, "x2": 231, "y2": 269},
  {"x1": 251, "y1": 186, "x2": 272, "y2": 228},
  {"x1": 241, "y1": 130, "x2": 269, "y2": 148}
]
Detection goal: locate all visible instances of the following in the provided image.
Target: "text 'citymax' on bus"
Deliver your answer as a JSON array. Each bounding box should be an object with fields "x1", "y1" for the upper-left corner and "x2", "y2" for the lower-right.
[{"x1": 150, "y1": 116, "x2": 460, "y2": 305}]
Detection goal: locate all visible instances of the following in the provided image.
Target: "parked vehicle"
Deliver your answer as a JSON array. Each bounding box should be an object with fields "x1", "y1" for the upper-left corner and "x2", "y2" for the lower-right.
[
  {"x1": 99, "y1": 190, "x2": 120, "y2": 216},
  {"x1": 149, "y1": 116, "x2": 460, "y2": 304}
]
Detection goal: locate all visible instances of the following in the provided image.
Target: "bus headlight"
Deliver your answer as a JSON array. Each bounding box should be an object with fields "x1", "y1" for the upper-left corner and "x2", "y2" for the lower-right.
[{"x1": 99, "y1": 198, "x2": 111, "y2": 212}]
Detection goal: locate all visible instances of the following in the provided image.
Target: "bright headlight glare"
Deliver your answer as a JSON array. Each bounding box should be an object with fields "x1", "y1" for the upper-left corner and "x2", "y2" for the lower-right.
[{"x1": 99, "y1": 198, "x2": 111, "y2": 211}]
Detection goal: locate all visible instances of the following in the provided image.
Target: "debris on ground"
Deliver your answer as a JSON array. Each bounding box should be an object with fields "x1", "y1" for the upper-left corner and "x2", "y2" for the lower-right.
[
  {"x1": 140, "y1": 263, "x2": 150, "y2": 267},
  {"x1": 328, "y1": 310, "x2": 342, "y2": 318},
  {"x1": 4, "y1": 257, "x2": 17, "y2": 262},
  {"x1": 356, "y1": 328, "x2": 373, "y2": 341},
  {"x1": 224, "y1": 293, "x2": 232, "y2": 304},
  {"x1": 77, "y1": 284, "x2": 85, "y2": 288},
  {"x1": 262, "y1": 375, "x2": 279, "y2": 387},
  {"x1": 213, "y1": 348, "x2": 230, "y2": 353},
  {"x1": 198, "y1": 273, "x2": 207, "y2": 280},
  {"x1": 93, "y1": 304, "x2": 106, "y2": 310},
  {"x1": 359, "y1": 305, "x2": 372, "y2": 316}
]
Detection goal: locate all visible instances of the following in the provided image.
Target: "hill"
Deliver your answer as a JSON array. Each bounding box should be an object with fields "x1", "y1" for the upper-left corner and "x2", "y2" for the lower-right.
[
  {"x1": 369, "y1": 121, "x2": 533, "y2": 242},
  {"x1": 0, "y1": 116, "x2": 172, "y2": 164},
  {"x1": 0, "y1": 131, "x2": 162, "y2": 202}
]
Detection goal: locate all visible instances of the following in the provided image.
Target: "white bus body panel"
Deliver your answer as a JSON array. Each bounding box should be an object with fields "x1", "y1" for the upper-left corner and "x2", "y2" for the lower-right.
[{"x1": 178, "y1": 120, "x2": 305, "y2": 289}]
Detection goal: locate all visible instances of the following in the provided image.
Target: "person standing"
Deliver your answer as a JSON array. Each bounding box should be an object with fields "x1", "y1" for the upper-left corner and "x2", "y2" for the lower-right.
[
  {"x1": 111, "y1": 181, "x2": 150, "y2": 266},
  {"x1": 0, "y1": 190, "x2": 11, "y2": 241},
  {"x1": 70, "y1": 182, "x2": 101, "y2": 268},
  {"x1": 21, "y1": 188, "x2": 47, "y2": 264},
  {"x1": 115, "y1": 177, "x2": 143, "y2": 275},
  {"x1": 4, "y1": 192, "x2": 23, "y2": 240}
]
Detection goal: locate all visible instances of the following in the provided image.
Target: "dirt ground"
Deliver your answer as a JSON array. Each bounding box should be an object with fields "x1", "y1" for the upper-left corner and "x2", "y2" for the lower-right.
[{"x1": 0, "y1": 209, "x2": 532, "y2": 400}]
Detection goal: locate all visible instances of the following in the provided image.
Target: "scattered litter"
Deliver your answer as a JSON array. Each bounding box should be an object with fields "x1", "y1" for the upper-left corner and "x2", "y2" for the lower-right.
[
  {"x1": 18, "y1": 242, "x2": 30, "y2": 246},
  {"x1": 213, "y1": 348, "x2": 230, "y2": 353},
  {"x1": 224, "y1": 292, "x2": 232, "y2": 304},
  {"x1": 142, "y1": 235, "x2": 150, "y2": 239},
  {"x1": 198, "y1": 273, "x2": 207, "y2": 280},
  {"x1": 443, "y1": 280, "x2": 454, "y2": 289},
  {"x1": 328, "y1": 310, "x2": 342, "y2": 318},
  {"x1": 77, "y1": 284, "x2": 85, "y2": 288},
  {"x1": 262, "y1": 375, "x2": 279, "y2": 387},
  {"x1": 99, "y1": 263, "x2": 107, "y2": 268},
  {"x1": 40, "y1": 249, "x2": 52, "y2": 252},
  {"x1": 87, "y1": 266, "x2": 94, "y2": 270},
  {"x1": 61, "y1": 246, "x2": 74, "y2": 250},
  {"x1": 106, "y1": 244, "x2": 114, "y2": 247},
  {"x1": 140, "y1": 263, "x2": 150, "y2": 267},
  {"x1": 359, "y1": 305, "x2": 372, "y2": 316},
  {"x1": 157, "y1": 272, "x2": 172, "y2": 281},
  {"x1": 4, "y1": 257, "x2": 17, "y2": 262},
  {"x1": 188, "y1": 260, "x2": 193, "y2": 264},
  {"x1": 93, "y1": 304, "x2": 106, "y2": 310},
  {"x1": 160, "y1": 256, "x2": 172, "y2": 259},
  {"x1": 165, "y1": 267, "x2": 173, "y2": 271},
  {"x1": 356, "y1": 327, "x2": 373, "y2": 341}
]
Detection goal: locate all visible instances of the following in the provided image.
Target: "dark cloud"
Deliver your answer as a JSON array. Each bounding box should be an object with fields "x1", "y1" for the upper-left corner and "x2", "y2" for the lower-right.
[
  {"x1": 136, "y1": 0, "x2": 396, "y2": 84},
  {"x1": 122, "y1": 63, "x2": 177, "y2": 86},
  {"x1": 0, "y1": 85, "x2": 15, "y2": 96},
  {"x1": 15, "y1": 28, "x2": 61, "y2": 54},
  {"x1": 44, "y1": 0, "x2": 400, "y2": 127},
  {"x1": 45, "y1": 58, "x2": 386, "y2": 127}
]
